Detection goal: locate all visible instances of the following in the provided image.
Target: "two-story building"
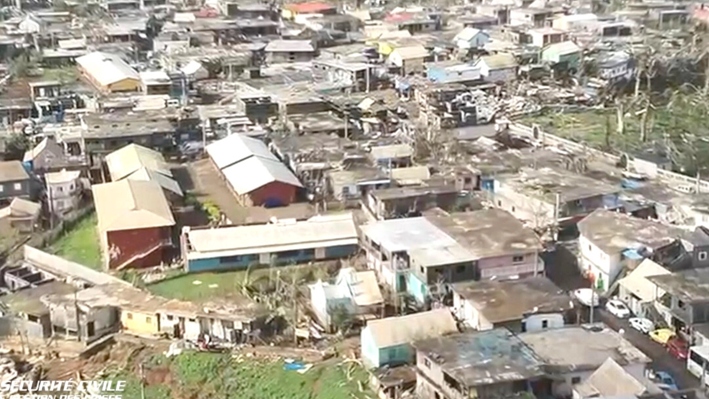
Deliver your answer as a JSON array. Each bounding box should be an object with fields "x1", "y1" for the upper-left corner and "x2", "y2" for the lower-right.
[
  {"x1": 519, "y1": 324, "x2": 651, "y2": 397},
  {"x1": 413, "y1": 329, "x2": 548, "y2": 399},
  {"x1": 360, "y1": 208, "x2": 544, "y2": 304},
  {"x1": 492, "y1": 167, "x2": 621, "y2": 232},
  {"x1": 45, "y1": 169, "x2": 82, "y2": 217},
  {"x1": 648, "y1": 269, "x2": 709, "y2": 342},
  {"x1": 578, "y1": 209, "x2": 684, "y2": 293}
]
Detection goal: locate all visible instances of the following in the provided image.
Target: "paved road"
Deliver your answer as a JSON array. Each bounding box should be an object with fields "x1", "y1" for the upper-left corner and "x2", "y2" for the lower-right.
[
  {"x1": 596, "y1": 308, "x2": 698, "y2": 389},
  {"x1": 542, "y1": 240, "x2": 700, "y2": 389}
]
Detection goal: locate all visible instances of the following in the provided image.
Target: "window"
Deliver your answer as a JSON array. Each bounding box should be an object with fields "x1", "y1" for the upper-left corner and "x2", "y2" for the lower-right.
[
  {"x1": 700, "y1": 252, "x2": 708, "y2": 261},
  {"x1": 13, "y1": 183, "x2": 21, "y2": 191},
  {"x1": 424, "y1": 358, "x2": 431, "y2": 368},
  {"x1": 57, "y1": 186, "x2": 63, "y2": 192},
  {"x1": 511, "y1": 206, "x2": 516, "y2": 212},
  {"x1": 513, "y1": 255, "x2": 524, "y2": 263},
  {"x1": 542, "y1": 319, "x2": 548, "y2": 329},
  {"x1": 166, "y1": 315, "x2": 174, "y2": 321},
  {"x1": 146, "y1": 316, "x2": 152, "y2": 323},
  {"x1": 571, "y1": 377, "x2": 581, "y2": 384},
  {"x1": 126, "y1": 313, "x2": 133, "y2": 320},
  {"x1": 497, "y1": 200, "x2": 501, "y2": 206},
  {"x1": 690, "y1": 349, "x2": 704, "y2": 365},
  {"x1": 456, "y1": 265, "x2": 466, "y2": 274},
  {"x1": 69, "y1": 184, "x2": 74, "y2": 191}
]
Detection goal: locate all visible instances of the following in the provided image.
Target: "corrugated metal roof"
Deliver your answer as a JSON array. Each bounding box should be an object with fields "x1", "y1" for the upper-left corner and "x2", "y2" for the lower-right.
[
  {"x1": 543, "y1": 40, "x2": 581, "y2": 56},
  {"x1": 126, "y1": 167, "x2": 183, "y2": 197},
  {"x1": 206, "y1": 134, "x2": 276, "y2": 170},
  {"x1": 365, "y1": 308, "x2": 458, "y2": 348},
  {"x1": 105, "y1": 143, "x2": 172, "y2": 181},
  {"x1": 477, "y1": 53, "x2": 518, "y2": 70},
  {"x1": 0, "y1": 160, "x2": 29, "y2": 183},
  {"x1": 186, "y1": 213, "x2": 357, "y2": 256},
  {"x1": 222, "y1": 156, "x2": 302, "y2": 195},
  {"x1": 76, "y1": 51, "x2": 139, "y2": 87},
  {"x1": 393, "y1": 45, "x2": 429, "y2": 60},
  {"x1": 265, "y1": 40, "x2": 315, "y2": 53},
  {"x1": 92, "y1": 179, "x2": 175, "y2": 233}
]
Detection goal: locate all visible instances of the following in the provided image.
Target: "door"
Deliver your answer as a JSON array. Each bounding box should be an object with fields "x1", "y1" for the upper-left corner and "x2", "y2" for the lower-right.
[{"x1": 87, "y1": 321, "x2": 95, "y2": 337}]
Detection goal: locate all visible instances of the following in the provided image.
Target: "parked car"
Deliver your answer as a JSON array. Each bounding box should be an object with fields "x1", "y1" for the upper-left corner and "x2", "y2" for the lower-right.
[
  {"x1": 650, "y1": 329, "x2": 676, "y2": 345},
  {"x1": 667, "y1": 336, "x2": 689, "y2": 360},
  {"x1": 605, "y1": 299, "x2": 631, "y2": 318},
  {"x1": 653, "y1": 371, "x2": 679, "y2": 391},
  {"x1": 573, "y1": 288, "x2": 599, "y2": 307},
  {"x1": 629, "y1": 317, "x2": 654, "y2": 334}
]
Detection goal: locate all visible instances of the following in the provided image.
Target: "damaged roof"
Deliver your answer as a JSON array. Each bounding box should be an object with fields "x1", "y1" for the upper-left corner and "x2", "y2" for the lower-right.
[{"x1": 413, "y1": 329, "x2": 545, "y2": 387}]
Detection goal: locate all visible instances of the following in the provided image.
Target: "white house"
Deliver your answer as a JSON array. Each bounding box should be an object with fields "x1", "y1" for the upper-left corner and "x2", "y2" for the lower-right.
[
  {"x1": 474, "y1": 53, "x2": 518, "y2": 83},
  {"x1": 452, "y1": 27, "x2": 490, "y2": 49},
  {"x1": 45, "y1": 169, "x2": 82, "y2": 217},
  {"x1": 388, "y1": 45, "x2": 429, "y2": 75},
  {"x1": 18, "y1": 15, "x2": 43, "y2": 34},
  {"x1": 309, "y1": 268, "x2": 383, "y2": 332},
  {"x1": 617, "y1": 259, "x2": 669, "y2": 316},
  {"x1": 452, "y1": 277, "x2": 571, "y2": 332},
  {"x1": 573, "y1": 358, "x2": 662, "y2": 399},
  {"x1": 577, "y1": 210, "x2": 683, "y2": 293}
]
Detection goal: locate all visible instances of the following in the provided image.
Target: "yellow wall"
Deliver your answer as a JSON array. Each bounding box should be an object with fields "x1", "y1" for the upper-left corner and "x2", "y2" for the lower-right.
[
  {"x1": 379, "y1": 42, "x2": 396, "y2": 56},
  {"x1": 281, "y1": 9, "x2": 295, "y2": 20},
  {"x1": 121, "y1": 309, "x2": 160, "y2": 336},
  {"x1": 108, "y1": 78, "x2": 141, "y2": 93}
]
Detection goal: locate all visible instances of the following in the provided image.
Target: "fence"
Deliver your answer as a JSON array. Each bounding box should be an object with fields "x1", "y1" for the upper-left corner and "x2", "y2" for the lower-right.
[
  {"x1": 2, "y1": 205, "x2": 96, "y2": 265},
  {"x1": 509, "y1": 122, "x2": 709, "y2": 192}
]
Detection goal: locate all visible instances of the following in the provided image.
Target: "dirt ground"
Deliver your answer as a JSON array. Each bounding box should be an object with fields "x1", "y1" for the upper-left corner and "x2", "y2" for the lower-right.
[{"x1": 183, "y1": 158, "x2": 250, "y2": 224}]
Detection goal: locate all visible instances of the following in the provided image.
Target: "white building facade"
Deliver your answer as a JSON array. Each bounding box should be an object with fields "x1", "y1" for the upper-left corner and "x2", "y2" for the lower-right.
[{"x1": 46, "y1": 169, "x2": 82, "y2": 216}]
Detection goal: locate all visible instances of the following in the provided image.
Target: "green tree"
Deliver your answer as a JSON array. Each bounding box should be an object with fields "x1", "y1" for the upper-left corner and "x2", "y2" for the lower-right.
[{"x1": 4, "y1": 134, "x2": 30, "y2": 161}]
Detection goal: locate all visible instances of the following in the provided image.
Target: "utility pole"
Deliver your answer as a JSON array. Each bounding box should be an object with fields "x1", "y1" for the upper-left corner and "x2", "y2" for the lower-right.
[
  {"x1": 139, "y1": 363, "x2": 145, "y2": 399},
  {"x1": 589, "y1": 280, "x2": 595, "y2": 324},
  {"x1": 74, "y1": 289, "x2": 81, "y2": 342}
]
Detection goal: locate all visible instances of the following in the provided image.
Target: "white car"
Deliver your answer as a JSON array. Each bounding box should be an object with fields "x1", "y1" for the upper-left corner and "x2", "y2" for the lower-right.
[
  {"x1": 573, "y1": 288, "x2": 599, "y2": 307},
  {"x1": 629, "y1": 317, "x2": 655, "y2": 334},
  {"x1": 606, "y1": 299, "x2": 632, "y2": 318}
]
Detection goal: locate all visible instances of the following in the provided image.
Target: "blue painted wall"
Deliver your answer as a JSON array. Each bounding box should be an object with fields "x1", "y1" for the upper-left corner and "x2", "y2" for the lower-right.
[
  {"x1": 407, "y1": 273, "x2": 429, "y2": 304},
  {"x1": 361, "y1": 328, "x2": 380, "y2": 367},
  {"x1": 325, "y1": 244, "x2": 358, "y2": 259},
  {"x1": 187, "y1": 245, "x2": 358, "y2": 273},
  {"x1": 361, "y1": 327, "x2": 414, "y2": 368},
  {"x1": 187, "y1": 254, "x2": 259, "y2": 273}
]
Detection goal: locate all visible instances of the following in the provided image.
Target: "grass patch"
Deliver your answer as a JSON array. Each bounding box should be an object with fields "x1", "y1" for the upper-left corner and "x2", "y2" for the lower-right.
[
  {"x1": 520, "y1": 109, "x2": 638, "y2": 151},
  {"x1": 49, "y1": 213, "x2": 102, "y2": 270},
  {"x1": 40, "y1": 66, "x2": 79, "y2": 84},
  {"x1": 147, "y1": 263, "x2": 331, "y2": 302},
  {"x1": 103, "y1": 353, "x2": 371, "y2": 399}
]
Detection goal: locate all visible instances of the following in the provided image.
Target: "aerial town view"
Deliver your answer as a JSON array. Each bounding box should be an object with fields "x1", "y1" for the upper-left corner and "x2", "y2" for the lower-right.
[{"x1": 2, "y1": 0, "x2": 709, "y2": 397}]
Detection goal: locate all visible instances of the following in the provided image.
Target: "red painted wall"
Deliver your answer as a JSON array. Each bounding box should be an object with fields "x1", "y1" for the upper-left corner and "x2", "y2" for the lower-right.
[
  {"x1": 249, "y1": 181, "x2": 298, "y2": 207},
  {"x1": 106, "y1": 227, "x2": 172, "y2": 269}
]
